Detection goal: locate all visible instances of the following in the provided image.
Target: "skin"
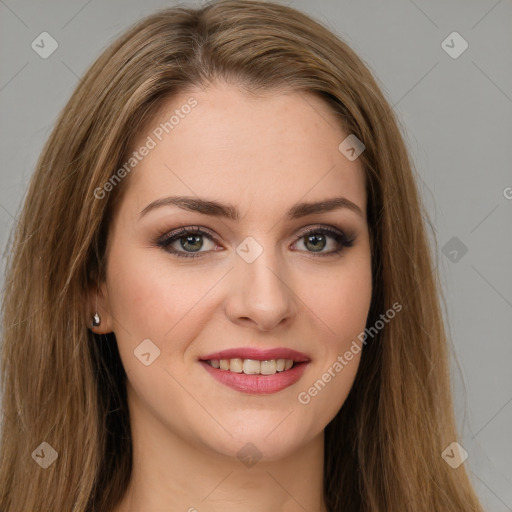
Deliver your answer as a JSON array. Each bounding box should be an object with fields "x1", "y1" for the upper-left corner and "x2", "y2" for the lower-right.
[{"x1": 90, "y1": 80, "x2": 372, "y2": 512}]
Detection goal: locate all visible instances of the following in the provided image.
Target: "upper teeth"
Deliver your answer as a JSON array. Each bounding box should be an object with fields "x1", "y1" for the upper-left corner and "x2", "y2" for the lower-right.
[{"x1": 208, "y1": 358, "x2": 294, "y2": 375}]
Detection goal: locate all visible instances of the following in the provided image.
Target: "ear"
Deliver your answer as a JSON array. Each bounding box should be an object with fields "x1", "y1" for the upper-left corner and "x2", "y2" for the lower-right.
[{"x1": 87, "y1": 281, "x2": 114, "y2": 334}]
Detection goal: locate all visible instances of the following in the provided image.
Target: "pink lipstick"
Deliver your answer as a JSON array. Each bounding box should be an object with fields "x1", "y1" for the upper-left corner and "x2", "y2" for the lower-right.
[{"x1": 198, "y1": 347, "x2": 310, "y2": 394}]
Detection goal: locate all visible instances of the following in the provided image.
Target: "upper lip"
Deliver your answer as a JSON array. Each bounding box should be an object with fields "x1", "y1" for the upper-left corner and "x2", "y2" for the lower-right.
[{"x1": 199, "y1": 347, "x2": 310, "y2": 362}]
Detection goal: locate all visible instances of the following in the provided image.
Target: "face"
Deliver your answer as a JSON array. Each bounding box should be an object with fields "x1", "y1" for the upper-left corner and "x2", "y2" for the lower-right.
[{"x1": 91, "y1": 81, "x2": 372, "y2": 462}]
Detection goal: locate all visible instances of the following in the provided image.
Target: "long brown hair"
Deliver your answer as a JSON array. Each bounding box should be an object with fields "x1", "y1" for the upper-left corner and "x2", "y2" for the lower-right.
[{"x1": 0, "y1": 1, "x2": 484, "y2": 510}]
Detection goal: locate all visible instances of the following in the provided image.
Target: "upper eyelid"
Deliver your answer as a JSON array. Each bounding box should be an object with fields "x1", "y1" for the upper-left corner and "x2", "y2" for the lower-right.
[
  {"x1": 158, "y1": 224, "x2": 348, "y2": 240},
  {"x1": 158, "y1": 225, "x2": 217, "y2": 242}
]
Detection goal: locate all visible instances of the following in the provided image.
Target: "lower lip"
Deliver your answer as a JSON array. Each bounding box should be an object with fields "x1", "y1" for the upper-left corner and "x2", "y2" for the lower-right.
[{"x1": 199, "y1": 360, "x2": 309, "y2": 394}]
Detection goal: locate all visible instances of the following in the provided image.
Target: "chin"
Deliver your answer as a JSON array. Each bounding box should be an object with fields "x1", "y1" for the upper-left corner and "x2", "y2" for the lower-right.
[{"x1": 197, "y1": 417, "x2": 312, "y2": 461}]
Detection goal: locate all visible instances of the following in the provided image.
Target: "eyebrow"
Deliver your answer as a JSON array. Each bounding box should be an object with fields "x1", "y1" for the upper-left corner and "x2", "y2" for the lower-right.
[{"x1": 139, "y1": 195, "x2": 365, "y2": 221}]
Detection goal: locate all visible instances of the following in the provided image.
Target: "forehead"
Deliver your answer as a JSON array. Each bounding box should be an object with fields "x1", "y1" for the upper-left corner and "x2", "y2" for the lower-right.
[{"x1": 121, "y1": 82, "x2": 366, "y2": 218}]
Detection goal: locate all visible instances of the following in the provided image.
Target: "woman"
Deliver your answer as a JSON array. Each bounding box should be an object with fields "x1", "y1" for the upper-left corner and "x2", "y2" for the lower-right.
[{"x1": 0, "y1": 1, "x2": 485, "y2": 510}]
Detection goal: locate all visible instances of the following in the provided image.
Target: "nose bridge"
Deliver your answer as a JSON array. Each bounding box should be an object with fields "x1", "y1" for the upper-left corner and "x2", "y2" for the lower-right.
[{"x1": 225, "y1": 235, "x2": 297, "y2": 329}]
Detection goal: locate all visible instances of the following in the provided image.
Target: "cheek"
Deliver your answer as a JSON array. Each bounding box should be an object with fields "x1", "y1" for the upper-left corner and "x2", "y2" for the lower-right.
[
  {"x1": 292, "y1": 250, "x2": 371, "y2": 416},
  {"x1": 298, "y1": 250, "x2": 372, "y2": 345},
  {"x1": 106, "y1": 248, "x2": 212, "y2": 346}
]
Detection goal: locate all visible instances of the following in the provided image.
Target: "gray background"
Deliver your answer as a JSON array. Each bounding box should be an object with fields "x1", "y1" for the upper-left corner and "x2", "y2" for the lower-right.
[{"x1": 1, "y1": 0, "x2": 511, "y2": 510}]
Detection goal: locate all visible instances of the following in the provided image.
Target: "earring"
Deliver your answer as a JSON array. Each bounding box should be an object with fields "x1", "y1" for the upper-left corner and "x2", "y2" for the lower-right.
[{"x1": 92, "y1": 312, "x2": 101, "y2": 327}]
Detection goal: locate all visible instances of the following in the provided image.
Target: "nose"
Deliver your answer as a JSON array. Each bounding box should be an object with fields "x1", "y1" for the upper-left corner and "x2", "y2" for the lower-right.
[{"x1": 224, "y1": 245, "x2": 298, "y2": 331}]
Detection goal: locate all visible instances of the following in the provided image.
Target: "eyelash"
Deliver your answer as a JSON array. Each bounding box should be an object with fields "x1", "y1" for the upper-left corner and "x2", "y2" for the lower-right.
[{"x1": 154, "y1": 225, "x2": 355, "y2": 260}]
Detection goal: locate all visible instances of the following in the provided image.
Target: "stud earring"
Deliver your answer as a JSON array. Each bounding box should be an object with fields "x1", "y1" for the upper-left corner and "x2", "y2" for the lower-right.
[{"x1": 92, "y1": 312, "x2": 101, "y2": 327}]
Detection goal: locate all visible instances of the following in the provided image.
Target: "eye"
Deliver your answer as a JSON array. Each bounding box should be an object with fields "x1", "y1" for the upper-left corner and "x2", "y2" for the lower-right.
[
  {"x1": 155, "y1": 225, "x2": 355, "y2": 259},
  {"x1": 155, "y1": 226, "x2": 219, "y2": 259},
  {"x1": 292, "y1": 225, "x2": 355, "y2": 258}
]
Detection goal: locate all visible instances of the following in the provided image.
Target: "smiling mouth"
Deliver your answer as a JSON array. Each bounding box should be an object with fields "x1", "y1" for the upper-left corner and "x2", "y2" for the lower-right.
[
  {"x1": 202, "y1": 358, "x2": 302, "y2": 375},
  {"x1": 198, "y1": 354, "x2": 310, "y2": 394}
]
